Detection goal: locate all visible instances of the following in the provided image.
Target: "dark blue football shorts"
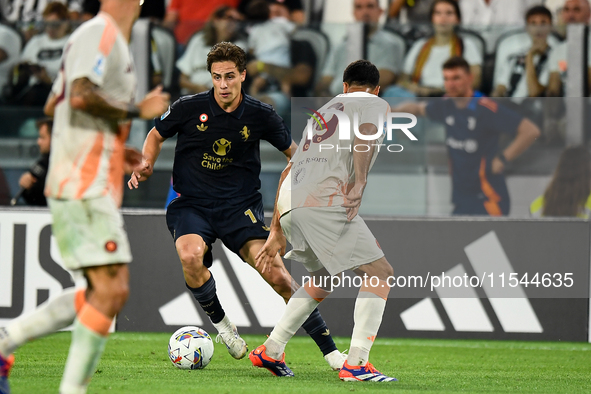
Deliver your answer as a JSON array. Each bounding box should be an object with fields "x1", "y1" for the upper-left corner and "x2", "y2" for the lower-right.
[{"x1": 166, "y1": 193, "x2": 269, "y2": 267}]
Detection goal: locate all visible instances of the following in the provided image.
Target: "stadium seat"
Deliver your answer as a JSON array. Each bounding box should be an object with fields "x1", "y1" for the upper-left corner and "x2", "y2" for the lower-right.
[
  {"x1": 150, "y1": 24, "x2": 177, "y2": 91},
  {"x1": 291, "y1": 26, "x2": 330, "y2": 88}
]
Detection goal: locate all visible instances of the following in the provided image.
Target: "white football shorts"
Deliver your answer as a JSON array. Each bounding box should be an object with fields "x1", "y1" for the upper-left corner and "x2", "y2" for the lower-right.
[
  {"x1": 48, "y1": 195, "x2": 132, "y2": 270},
  {"x1": 280, "y1": 206, "x2": 384, "y2": 275}
]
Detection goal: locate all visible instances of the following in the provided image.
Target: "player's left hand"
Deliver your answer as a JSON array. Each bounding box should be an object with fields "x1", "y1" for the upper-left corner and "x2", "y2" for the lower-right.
[
  {"x1": 491, "y1": 157, "x2": 505, "y2": 174},
  {"x1": 255, "y1": 229, "x2": 286, "y2": 274},
  {"x1": 123, "y1": 147, "x2": 142, "y2": 174},
  {"x1": 342, "y1": 183, "x2": 365, "y2": 221}
]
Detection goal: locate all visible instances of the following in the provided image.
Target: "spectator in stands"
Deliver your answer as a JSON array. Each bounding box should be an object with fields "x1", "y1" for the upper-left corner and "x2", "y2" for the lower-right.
[
  {"x1": 459, "y1": 0, "x2": 541, "y2": 26},
  {"x1": 164, "y1": 0, "x2": 240, "y2": 46},
  {"x1": 459, "y1": 0, "x2": 541, "y2": 51},
  {"x1": 0, "y1": 24, "x2": 22, "y2": 101},
  {"x1": 1, "y1": 0, "x2": 81, "y2": 41},
  {"x1": 246, "y1": 0, "x2": 294, "y2": 70},
  {"x1": 530, "y1": 145, "x2": 591, "y2": 217},
  {"x1": 239, "y1": 0, "x2": 305, "y2": 24},
  {"x1": 176, "y1": 6, "x2": 245, "y2": 95},
  {"x1": 492, "y1": 6, "x2": 554, "y2": 98},
  {"x1": 395, "y1": 56, "x2": 540, "y2": 216},
  {"x1": 316, "y1": 0, "x2": 404, "y2": 96},
  {"x1": 398, "y1": 0, "x2": 482, "y2": 97},
  {"x1": 242, "y1": 0, "x2": 294, "y2": 116},
  {"x1": 15, "y1": 118, "x2": 52, "y2": 206},
  {"x1": 13, "y1": 1, "x2": 71, "y2": 106},
  {"x1": 388, "y1": 0, "x2": 439, "y2": 24},
  {"x1": 547, "y1": 0, "x2": 591, "y2": 96}
]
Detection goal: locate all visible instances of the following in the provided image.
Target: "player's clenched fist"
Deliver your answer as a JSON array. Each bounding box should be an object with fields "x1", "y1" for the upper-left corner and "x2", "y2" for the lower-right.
[{"x1": 138, "y1": 85, "x2": 170, "y2": 119}]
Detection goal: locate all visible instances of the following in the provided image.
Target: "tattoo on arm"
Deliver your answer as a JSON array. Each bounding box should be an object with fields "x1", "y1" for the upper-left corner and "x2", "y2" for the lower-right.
[{"x1": 70, "y1": 77, "x2": 138, "y2": 120}]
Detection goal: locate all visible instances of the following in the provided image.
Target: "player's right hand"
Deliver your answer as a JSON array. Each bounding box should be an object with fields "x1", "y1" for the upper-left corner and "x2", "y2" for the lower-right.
[
  {"x1": 255, "y1": 229, "x2": 286, "y2": 274},
  {"x1": 138, "y1": 85, "x2": 170, "y2": 120},
  {"x1": 18, "y1": 172, "x2": 36, "y2": 190},
  {"x1": 127, "y1": 160, "x2": 153, "y2": 189}
]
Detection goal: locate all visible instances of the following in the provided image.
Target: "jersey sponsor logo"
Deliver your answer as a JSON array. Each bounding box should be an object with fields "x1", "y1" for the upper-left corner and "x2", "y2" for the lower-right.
[
  {"x1": 197, "y1": 123, "x2": 208, "y2": 131},
  {"x1": 213, "y1": 138, "x2": 231, "y2": 156},
  {"x1": 293, "y1": 167, "x2": 306, "y2": 185},
  {"x1": 446, "y1": 137, "x2": 478, "y2": 153},
  {"x1": 239, "y1": 126, "x2": 250, "y2": 141},
  {"x1": 105, "y1": 241, "x2": 118, "y2": 252},
  {"x1": 200, "y1": 113, "x2": 208, "y2": 122},
  {"x1": 92, "y1": 53, "x2": 106, "y2": 78},
  {"x1": 160, "y1": 106, "x2": 171, "y2": 120}
]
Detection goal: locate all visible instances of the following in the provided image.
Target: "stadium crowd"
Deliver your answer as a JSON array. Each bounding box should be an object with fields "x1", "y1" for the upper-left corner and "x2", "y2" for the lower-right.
[{"x1": 0, "y1": 0, "x2": 590, "y2": 216}]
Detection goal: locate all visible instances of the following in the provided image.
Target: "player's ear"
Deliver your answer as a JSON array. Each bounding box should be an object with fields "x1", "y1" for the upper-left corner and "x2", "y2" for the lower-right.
[
  {"x1": 373, "y1": 85, "x2": 380, "y2": 96},
  {"x1": 240, "y1": 69, "x2": 246, "y2": 82},
  {"x1": 343, "y1": 82, "x2": 349, "y2": 93}
]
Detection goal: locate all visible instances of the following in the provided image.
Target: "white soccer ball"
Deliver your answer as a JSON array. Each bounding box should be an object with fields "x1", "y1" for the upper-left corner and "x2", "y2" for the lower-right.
[{"x1": 168, "y1": 326, "x2": 214, "y2": 370}]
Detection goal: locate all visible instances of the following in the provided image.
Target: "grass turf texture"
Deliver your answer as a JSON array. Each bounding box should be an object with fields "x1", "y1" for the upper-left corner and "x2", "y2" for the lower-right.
[{"x1": 7, "y1": 332, "x2": 591, "y2": 393}]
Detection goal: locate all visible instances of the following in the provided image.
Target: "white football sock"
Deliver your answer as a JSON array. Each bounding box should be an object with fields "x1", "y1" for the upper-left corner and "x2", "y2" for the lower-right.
[
  {"x1": 0, "y1": 287, "x2": 78, "y2": 356},
  {"x1": 265, "y1": 286, "x2": 323, "y2": 360},
  {"x1": 347, "y1": 292, "x2": 387, "y2": 366},
  {"x1": 60, "y1": 302, "x2": 112, "y2": 394},
  {"x1": 212, "y1": 315, "x2": 233, "y2": 333}
]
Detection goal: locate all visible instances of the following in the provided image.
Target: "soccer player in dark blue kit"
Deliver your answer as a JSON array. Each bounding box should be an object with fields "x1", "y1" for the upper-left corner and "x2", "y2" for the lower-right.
[
  {"x1": 395, "y1": 56, "x2": 540, "y2": 215},
  {"x1": 128, "y1": 42, "x2": 346, "y2": 369}
]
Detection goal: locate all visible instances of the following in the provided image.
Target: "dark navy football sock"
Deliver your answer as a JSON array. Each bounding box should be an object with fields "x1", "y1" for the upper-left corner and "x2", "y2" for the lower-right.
[
  {"x1": 302, "y1": 308, "x2": 338, "y2": 356},
  {"x1": 186, "y1": 275, "x2": 225, "y2": 324}
]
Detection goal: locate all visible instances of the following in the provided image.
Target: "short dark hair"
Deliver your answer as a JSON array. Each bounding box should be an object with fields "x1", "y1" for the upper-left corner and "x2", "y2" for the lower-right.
[
  {"x1": 430, "y1": 0, "x2": 462, "y2": 22},
  {"x1": 207, "y1": 42, "x2": 247, "y2": 73},
  {"x1": 342, "y1": 60, "x2": 380, "y2": 88},
  {"x1": 36, "y1": 117, "x2": 53, "y2": 133},
  {"x1": 442, "y1": 56, "x2": 470, "y2": 73},
  {"x1": 525, "y1": 5, "x2": 552, "y2": 23},
  {"x1": 43, "y1": 1, "x2": 69, "y2": 19},
  {"x1": 246, "y1": 0, "x2": 270, "y2": 22}
]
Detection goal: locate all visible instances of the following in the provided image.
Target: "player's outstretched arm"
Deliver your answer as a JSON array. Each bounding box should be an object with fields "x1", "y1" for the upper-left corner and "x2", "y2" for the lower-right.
[
  {"x1": 255, "y1": 162, "x2": 292, "y2": 273},
  {"x1": 342, "y1": 122, "x2": 379, "y2": 221},
  {"x1": 70, "y1": 78, "x2": 170, "y2": 121},
  {"x1": 128, "y1": 127, "x2": 166, "y2": 189}
]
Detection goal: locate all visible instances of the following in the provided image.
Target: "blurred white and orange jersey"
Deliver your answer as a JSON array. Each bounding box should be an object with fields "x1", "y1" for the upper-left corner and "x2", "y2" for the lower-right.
[
  {"x1": 46, "y1": 11, "x2": 136, "y2": 207},
  {"x1": 278, "y1": 92, "x2": 389, "y2": 217}
]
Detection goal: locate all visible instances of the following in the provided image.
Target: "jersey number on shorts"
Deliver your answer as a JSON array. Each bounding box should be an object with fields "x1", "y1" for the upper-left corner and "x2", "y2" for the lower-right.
[{"x1": 244, "y1": 209, "x2": 257, "y2": 223}]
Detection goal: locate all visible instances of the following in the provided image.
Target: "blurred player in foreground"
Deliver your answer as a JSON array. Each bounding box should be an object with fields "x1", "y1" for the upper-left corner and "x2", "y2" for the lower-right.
[
  {"x1": 250, "y1": 60, "x2": 397, "y2": 381},
  {"x1": 0, "y1": 0, "x2": 170, "y2": 392},
  {"x1": 128, "y1": 42, "x2": 345, "y2": 369}
]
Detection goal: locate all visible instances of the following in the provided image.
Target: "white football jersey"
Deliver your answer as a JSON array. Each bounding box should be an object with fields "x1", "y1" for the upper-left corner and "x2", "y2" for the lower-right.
[
  {"x1": 278, "y1": 92, "x2": 389, "y2": 216},
  {"x1": 46, "y1": 12, "x2": 136, "y2": 206}
]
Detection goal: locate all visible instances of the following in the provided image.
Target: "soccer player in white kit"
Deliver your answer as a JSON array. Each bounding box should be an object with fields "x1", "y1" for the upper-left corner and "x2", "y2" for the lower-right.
[
  {"x1": 250, "y1": 60, "x2": 397, "y2": 381},
  {"x1": 0, "y1": 1, "x2": 169, "y2": 393}
]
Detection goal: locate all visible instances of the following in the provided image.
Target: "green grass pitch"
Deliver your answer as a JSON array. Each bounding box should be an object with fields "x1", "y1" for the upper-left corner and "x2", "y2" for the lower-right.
[{"x1": 7, "y1": 332, "x2": 591, "y2": 393}]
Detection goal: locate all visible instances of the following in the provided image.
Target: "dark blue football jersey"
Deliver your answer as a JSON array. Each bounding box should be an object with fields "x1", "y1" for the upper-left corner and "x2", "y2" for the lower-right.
[
  {"x1": 425, "y1": 95, "x2": 524, "y2": 202},
  {"x1": 154, "y1": 89, "x2": 292, "y2": 203}
]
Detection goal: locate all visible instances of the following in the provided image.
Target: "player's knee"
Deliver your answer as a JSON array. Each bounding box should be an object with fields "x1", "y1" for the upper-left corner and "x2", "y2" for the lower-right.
[{"x1": 177, "y1": 244, "x2": 206, "y2": 266}]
